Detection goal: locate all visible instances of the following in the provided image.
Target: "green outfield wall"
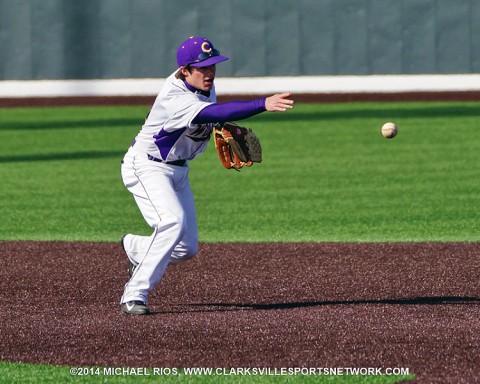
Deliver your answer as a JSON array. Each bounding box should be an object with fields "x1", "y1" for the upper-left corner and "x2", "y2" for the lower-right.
[{"x1": 1, "y1": 0, "x2": 479, "y2": 80}]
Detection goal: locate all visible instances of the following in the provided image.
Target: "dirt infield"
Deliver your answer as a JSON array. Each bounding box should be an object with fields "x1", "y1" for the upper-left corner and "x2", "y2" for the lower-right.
[{"x1": 0, "y1": 241, "x2": 478, "y2": 383}]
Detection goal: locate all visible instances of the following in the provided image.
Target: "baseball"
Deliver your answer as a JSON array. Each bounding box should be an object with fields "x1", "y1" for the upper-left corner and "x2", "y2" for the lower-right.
[{"x1": 381, "y1": 122, "x2": 398, "y2": 139}]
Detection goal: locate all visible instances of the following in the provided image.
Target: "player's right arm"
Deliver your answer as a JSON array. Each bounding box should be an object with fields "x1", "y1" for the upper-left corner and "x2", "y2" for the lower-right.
[
  {"x1": 192, "y1": 93, "x2": 294, "y2": 125},
  {"x1": 192, "y1": 98, "x2": 266, "y2": 125}
]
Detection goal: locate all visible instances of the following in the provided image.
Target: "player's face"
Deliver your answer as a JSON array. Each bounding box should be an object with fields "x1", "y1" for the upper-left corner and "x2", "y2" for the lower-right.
[{"x1": 185, "y1": 65, "x2": 216, "y2": 92}]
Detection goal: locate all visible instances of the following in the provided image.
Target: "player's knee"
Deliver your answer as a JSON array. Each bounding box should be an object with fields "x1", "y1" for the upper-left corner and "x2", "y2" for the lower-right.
[{"x1": 156, "y1": 213, "x2": 187, "y2": 238}]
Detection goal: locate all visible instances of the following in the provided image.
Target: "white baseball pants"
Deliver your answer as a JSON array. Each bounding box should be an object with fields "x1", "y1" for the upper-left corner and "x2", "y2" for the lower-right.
[{"x1": 120, "y1": 147, "x2": 198, "y2": 304}]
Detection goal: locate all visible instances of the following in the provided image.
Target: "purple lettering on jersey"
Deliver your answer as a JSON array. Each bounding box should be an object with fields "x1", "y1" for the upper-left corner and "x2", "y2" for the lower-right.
[{"x1": 153, "y1": 128, "x2": 187, "y2": 160}]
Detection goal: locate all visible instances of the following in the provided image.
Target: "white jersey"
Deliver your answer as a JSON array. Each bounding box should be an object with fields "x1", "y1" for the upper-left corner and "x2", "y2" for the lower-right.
[{"x1": 133, "y1": 70, "x2": 216, "y2": 162}]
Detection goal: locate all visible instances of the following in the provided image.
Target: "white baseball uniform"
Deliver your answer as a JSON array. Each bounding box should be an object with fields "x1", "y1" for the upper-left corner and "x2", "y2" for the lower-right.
[{"x1": 120, "y1": 70, "x2": 216, "y2": 304}]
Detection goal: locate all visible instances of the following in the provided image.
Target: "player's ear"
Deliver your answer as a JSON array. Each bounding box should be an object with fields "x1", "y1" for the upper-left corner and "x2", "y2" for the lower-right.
[{"x1": 180, "y1": 65, "x2": 192, "y2": 77}]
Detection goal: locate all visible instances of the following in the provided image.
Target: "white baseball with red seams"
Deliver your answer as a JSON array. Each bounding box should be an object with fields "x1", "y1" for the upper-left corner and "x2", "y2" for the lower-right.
[{"x1": 381, "y1": 122, "x2": 398, "y2": 139}]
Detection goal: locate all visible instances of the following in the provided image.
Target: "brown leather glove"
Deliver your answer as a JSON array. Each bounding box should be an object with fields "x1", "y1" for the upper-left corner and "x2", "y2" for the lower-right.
[{"x1": 213, "y1": 122, "x2": 262, "y2": 170}]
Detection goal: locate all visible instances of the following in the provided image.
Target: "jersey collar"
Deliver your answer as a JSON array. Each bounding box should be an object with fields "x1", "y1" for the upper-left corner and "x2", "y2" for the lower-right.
[{"x1": 183, "y1": 80, "x2": 211, "y2": 98}]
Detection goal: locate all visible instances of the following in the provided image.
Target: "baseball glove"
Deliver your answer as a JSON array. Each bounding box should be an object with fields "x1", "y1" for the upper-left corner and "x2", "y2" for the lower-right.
[{"x1": 213, "y1": 122, "x2": 262, "y2": 170}]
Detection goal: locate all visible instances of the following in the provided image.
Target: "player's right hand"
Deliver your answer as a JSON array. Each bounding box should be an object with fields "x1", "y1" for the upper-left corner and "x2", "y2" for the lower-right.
[{"x1": 265, "y1": 92, "x2": 294, "y2": 112}]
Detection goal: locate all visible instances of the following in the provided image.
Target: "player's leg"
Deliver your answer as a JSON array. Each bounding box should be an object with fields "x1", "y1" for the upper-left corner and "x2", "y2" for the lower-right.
[
  {"x1": 123, "y1": 158, "x2": 198, "y2": 266},
  {"x1": 120, "y1": 158, "x2": 189, "y2": 304},
  {"x1": 169, "y1": 176, "x2": 198, "y2": 264},
  {"x1": 122, "y1": 163, "x2": 197, "y2": 265}
]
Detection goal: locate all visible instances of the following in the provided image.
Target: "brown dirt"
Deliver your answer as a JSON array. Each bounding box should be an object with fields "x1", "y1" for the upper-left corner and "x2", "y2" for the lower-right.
[
  {"x1": 1, "y1": 90, "x2": 480, "y2": 108},
  {"x1": 0, "y1": 241, "x2": 478, "y2": 383}
]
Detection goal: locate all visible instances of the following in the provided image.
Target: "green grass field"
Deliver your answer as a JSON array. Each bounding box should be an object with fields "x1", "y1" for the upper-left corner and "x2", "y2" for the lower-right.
[
  {"x1": 0, "y1": 102, "x2": 479, "y2": 243},
  {"x1": 2, "y1": 100, "x2": 479, "y2": 383}
]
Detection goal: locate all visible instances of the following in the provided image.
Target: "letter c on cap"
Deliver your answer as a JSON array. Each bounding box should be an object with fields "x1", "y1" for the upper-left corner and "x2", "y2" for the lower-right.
[{"x1": 201, "y1": 42, "x2": 212, "y2": 53}]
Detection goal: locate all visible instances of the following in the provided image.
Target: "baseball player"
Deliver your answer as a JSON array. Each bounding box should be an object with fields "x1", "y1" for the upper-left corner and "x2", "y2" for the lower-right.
[{"x1": 120, "y1": 36, "x2": 293, "y2": 315}]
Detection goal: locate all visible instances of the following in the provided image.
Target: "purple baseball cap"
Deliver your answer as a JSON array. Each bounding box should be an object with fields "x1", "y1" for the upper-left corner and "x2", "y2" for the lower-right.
[{"x1": 177, "y1": 36, "x2": 229, "y2": 67}]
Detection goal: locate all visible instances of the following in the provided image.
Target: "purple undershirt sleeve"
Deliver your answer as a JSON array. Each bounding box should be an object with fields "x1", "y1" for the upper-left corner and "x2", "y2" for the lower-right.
[{"x1": 192, "y1": 98, "x2": 267, "y2": 124}]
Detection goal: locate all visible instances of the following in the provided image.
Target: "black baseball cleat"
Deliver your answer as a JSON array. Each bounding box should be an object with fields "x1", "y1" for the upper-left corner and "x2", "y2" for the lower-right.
[
  {"x1": 120, "y1": 234, "x2": 136, "y2": 278},
  {"x1": 121, "y1": 301, "x2": 150, "y2": 315}
]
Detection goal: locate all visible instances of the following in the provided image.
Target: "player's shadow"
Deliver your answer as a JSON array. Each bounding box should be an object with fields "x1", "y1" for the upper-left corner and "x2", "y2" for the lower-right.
[{"x1": 151, "y1": 296, "x2": 480, "y2": 315}]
